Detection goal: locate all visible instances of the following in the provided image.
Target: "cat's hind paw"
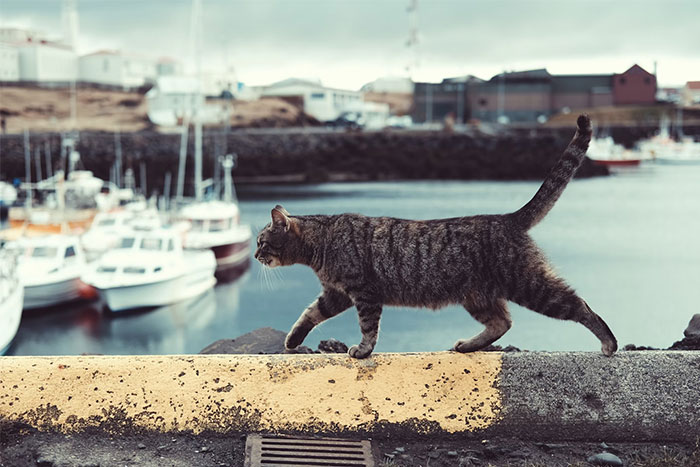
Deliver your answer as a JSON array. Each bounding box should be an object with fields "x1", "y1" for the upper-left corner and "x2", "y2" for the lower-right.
[{"x1": 348, "y1": 345, "x2": 373, "y2": 359}]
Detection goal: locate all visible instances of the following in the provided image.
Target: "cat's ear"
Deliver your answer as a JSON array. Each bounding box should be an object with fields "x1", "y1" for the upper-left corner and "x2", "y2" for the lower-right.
[{"x1": 271, "y1": 205, "x2": 295, "y2": 232}]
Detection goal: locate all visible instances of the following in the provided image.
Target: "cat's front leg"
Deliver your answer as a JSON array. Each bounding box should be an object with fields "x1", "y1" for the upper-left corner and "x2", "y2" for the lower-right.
[
  {"x1": 348, "y1": 302, "x2": 382, "y2": 359},
  {"x1": 285, "y1": 288, "x2": 352, "y2": 350}
]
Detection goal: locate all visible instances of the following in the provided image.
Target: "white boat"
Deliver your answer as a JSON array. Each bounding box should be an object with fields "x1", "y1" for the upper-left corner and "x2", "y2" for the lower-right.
[
  {"x1": 0, "y1": 181, "x2": 17, "y2": 206},
  {"x1": 0, "y1": 248, "x2": 23, "y2": 354},
  {"x1": 587, "y1": 136, "x2": 643, "y2": 167},
  {"x1": 81, "y1": 208, "x2": 161, "y2": 261},
  {"x1": 9, "y1": 235, "x2": 92, "y2": 309},
  {"x1": 82, "y1": 227, "x2": 217, "y2": 312},
  {"x1": 180, "y1": 200, "x2": 252, "y2": 272}
]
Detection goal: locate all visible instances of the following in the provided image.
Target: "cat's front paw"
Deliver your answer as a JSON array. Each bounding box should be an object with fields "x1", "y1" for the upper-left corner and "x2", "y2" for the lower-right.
[
  {"x1": 285, "y1": 329, "x2": 307, "y2": 350},
  {"x1": 348, "y1": 345, "x2": 373, "y2": 359}
]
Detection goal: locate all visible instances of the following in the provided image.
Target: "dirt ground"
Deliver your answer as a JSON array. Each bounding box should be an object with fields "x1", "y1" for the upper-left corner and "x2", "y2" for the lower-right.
[
  {"x1": 2, "y1": 420, "x2": 699, "y2": 467},
  {"x1": 0, "y1": 85, "x2": 318, "y2": 133}
]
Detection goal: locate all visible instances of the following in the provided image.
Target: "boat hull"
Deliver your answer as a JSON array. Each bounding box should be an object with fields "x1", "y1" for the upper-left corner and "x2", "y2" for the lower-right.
[
  {"x1": 591, "y1": 159, "x2": 641, "y2": 167},
  {"x1": 97, "y1": 267, "x2": 216, "y2": 312},
  {"x1": 0, "y1": 284, "x2": 23, "y2": 354},
  {"x1": 211, "y1": 240, "x2": 251, "y2": 270},
  {"x1": 23, "y1": 277, "x2": 85, "y2": 310}
]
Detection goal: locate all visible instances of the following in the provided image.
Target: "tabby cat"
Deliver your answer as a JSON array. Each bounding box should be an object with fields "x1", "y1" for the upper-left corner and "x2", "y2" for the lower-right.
[{"x1": 255, "y1": 115, "x2": 618, "y2": 358}]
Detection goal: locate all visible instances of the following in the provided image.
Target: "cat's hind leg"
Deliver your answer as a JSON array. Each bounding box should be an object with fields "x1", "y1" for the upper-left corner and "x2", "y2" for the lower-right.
[
  {"x1": 285, "y1": 288, "x2": 352, "y2": 350},
  {"x1": 510, "y1": 268, "x2": 618, "y2": 356},
  {"x1": 452, "y1": 297, "x2": 512, "y2": 353}
]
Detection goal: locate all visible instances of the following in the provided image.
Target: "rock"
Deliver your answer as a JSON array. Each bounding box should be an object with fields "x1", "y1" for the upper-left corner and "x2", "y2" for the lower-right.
[
  {"x1": 587, "y1": 452, "x2": 623, "y2": 466},
  {"x1": 668, "y1": 336, "x2": 700, "y2": 351},
  {"x1": 447, "y1": 450, "x2": 458, "y2": 457},
  {"x1": 318, "y1": 338, "x2": 349, "y2": 353},
  {"x1": 394, "y1": 447, "x2": 405, "y2": 453},
  {"x1": 199, "y1": 328, "x2": 313, "y2": 354},
  {"x1": 137, "y1": 442, "x2": 146, "y2": 449},
  {"x1": 201, "y1": 446, "x2": 209, "y2": 452},
  {"x1": 36, "y1": 457, "x2": 54, "y2": 467},
  {"x1": 623, "y1": 344, "x2": 658, "y2": 351},
  {"x1": 428, "y1": 451, "x2": 440, "y2": 459},
  {"x1": 684, "y1": 314, "x2": 700, "y2": 338}
]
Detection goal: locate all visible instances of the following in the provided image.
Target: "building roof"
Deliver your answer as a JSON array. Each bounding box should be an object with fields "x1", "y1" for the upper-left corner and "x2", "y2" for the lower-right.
[
  {"x1": 551, "y1": 74, "x2": 613, "y2": 93},
  {"x1": 686, "y1": 81, "x2": 700, "y2": 90},
  {"x1": 490, "y1": 69, "x2": 552, "y2": 82},
  {"x1": 616, "y1": 64, "x2": 654, "y2": 77}
]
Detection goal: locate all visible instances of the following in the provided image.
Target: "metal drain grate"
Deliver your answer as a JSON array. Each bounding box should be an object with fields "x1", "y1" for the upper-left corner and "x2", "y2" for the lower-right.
[{"x1": 244, "y1": 434, "x2": 375, "y2": 467}]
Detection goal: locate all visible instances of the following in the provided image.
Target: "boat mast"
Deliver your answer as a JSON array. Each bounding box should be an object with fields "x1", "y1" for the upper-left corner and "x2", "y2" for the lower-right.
[{"x1": 191, "y1": 0, "x2": 204, "y2": 202}]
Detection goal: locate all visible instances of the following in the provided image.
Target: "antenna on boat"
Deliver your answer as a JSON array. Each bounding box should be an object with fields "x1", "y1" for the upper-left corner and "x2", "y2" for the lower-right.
[{"x1": 221, "y1": 153, "x2": 237, "y2": 203}]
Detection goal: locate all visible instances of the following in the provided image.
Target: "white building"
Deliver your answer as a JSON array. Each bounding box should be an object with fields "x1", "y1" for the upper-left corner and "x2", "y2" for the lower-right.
[
  {"x1": 16, "y1": 40, "x2": 76, "y2": 83},
  {"x1": 261, "y1": 78, "x2": 363, "y2": 122},
  {"x1": 0, "y1": 27, "x2": 42, "y2": 44},
  {"x1": 79, "y1": 50, "x2": 159, "y2": 89},
  {"x1": 156, "y1": 57, "x2": 182, "y2": 77},
  {"x1": 361, "y1": 76, "x2": 414, "y2": 94},
  {"x1": 0, "y1": 43, "x2": 19, "y2": 81},
  {"x1": 146, "y1": 75, "x2": 229, "y2": 127}
]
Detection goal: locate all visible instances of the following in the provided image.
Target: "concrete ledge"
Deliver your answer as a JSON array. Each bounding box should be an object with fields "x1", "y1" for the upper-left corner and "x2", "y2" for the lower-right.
[{"x1": 1, "y1": 352, "x2": 699, "y2": 441}]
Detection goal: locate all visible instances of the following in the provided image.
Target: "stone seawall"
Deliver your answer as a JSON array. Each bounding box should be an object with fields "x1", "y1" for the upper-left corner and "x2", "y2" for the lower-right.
[{"x1": 0, "y1": 129, "x2": 608, "y2": 194}]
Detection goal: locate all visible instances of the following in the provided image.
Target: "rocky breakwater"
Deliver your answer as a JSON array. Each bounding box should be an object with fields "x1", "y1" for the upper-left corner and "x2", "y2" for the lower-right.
[{"x1": 0, "y1": 129, "x2": 607, "y2": 193}]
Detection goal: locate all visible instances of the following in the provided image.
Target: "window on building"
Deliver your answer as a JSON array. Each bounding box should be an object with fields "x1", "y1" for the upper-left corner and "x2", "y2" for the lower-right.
[
  {"x1": 619, "y1": 77, "x2": 626, "y2": 85},
  {"x1": 103, "y1": 59, "x2": 109, "y2": 72},
  {"x1": 310, "y1": 92, "x2": 325, "y2": 99},
  {"x1": 644, "y1": 77, "x2": 651, "y2": 85},
  {"x1": 479, "y1": 98, "x2": 488, "y2": 107}
]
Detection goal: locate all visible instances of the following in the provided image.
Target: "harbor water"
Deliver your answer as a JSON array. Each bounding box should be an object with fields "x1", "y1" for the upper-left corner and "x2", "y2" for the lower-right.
[{"x1": 7, "y1": 164, "x2": 700, "y2": 355}]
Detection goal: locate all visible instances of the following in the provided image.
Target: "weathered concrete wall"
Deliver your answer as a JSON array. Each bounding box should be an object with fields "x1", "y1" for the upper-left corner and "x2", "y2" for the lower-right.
[{"x1": 1, "y1": 352, "x2": 699, "y2": 441}]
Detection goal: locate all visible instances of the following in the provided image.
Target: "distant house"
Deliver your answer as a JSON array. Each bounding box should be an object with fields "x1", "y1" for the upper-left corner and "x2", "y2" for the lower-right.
[
  {"x1": 156, "y1": 57, "x2": 182, "y2": 77},
  {"x1": 361, "y1": 76, "x2": 414, "y2": 94},
  {"x1": 412, "y1": 75, "x2": 481, "y2": 124},
  {"x1": 261, "y1": 78, "x2": 364, "y2": 122},
  {"x1": 15, "y1": 39, "x2": 76, "y2": 84},
  {"x1": 681, "y1": 81, "x2": 700, "y2": 106},
  {"x1": 0, "y1": 43, "x2": 19, "y2": 81},
  {"x1": 612, "y1": 64, "x2": 657, "y2": 106},
  {"x1": 413, "y1": 64, "x2": 659, "y2": 124},
  {"x1": 79, "y1": 50, "x2": 159, "y2": 89},
  {"x1": 470, "y1": 69, "x2": 552, "y2": 124},
  {"x1": 146, "y1": 76, "x2": 229, "y2": 127},
  {"x1": 551, "y1": 74, "x2": 613, "y2": 112}
]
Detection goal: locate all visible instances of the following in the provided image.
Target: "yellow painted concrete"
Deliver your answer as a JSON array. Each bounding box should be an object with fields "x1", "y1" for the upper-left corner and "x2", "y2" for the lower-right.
[{"x1": 0, "y1": 352, "x2": 502, "y2": 434}]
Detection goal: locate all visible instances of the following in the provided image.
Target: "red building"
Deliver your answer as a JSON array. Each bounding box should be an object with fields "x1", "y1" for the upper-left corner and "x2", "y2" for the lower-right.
[{"x1": 612, "y1": 64, "x2": 657, "y2": 106}]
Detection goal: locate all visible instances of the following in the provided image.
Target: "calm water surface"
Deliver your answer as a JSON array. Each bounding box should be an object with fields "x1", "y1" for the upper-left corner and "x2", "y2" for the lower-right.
[{"x1": 8, "y1": 164, "x2": 700, "y2": 355}]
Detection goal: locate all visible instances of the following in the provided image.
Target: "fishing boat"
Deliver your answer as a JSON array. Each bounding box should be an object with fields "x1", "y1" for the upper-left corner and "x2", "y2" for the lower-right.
[
  {"x1": 9, "y1": 234, "x2": 93, "y2": 309},
  {"x1": 180, "y1": 200, "x2": 252, "y2": 272},
  {"x1": 82, "y1": 227, "x2": 217, "y2": 312},
  {"x1": 587, "y1": 136, "x2": 641, "y2": 167},
  {"x1": 81, "y1": 207, "x2": 161, "y2": 261},
  {"x1": 0, "y1": 247, "x2": 23, "y2": 354}
]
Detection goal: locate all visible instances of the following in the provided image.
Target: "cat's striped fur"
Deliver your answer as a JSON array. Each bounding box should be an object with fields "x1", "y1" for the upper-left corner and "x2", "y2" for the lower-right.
[{"x1": 255, "y1": 115, "x2": 618, "y2": 358}]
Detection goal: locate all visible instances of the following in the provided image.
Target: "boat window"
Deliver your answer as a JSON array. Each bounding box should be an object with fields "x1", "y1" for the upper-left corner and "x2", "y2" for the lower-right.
[
  {"x1": 64, "y1": 246, "x2": 76, "y2": 258},
  {"x1": 210, "y1": 219, "x2": 226, "y2": 232},
  {"x1": 190, "y1": 219, "x2": 206, "y2": 232},
  {"x1": 140, "y1": 238, "x2": 163, "y2": 251},
  {"x1": 97, "y1": 266, "x2": 117, "y2": 273},
  {"x1": 123, "y1": 267, "x2": 146, "y2": 274},
  {"x1": 96, "y1": 219, "x2": 116, "y2": 227},
  {"x1": 167, "y1": 239, "x2": 175, "y2": 251},
  {"x1": 30, "y1": 247, "x2": 58, "y2": 258},
  {"x1": 117, "y1": 237, "x2": 135, "y2": 249},
  {"x1": 153, "y1": 266, "x2": 162, "y2": 273}
]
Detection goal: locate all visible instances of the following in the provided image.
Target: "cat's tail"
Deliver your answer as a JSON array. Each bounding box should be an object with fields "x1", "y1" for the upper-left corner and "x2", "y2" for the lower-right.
[{"x1": 510, "y1": 114, "x2": 592, "y2": 230}]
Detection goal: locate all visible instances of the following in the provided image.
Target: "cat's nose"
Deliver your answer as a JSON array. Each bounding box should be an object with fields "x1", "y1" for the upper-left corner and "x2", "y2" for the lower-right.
[{"x1": 254, "y1": 248, "x2": 261, "y2": 259}]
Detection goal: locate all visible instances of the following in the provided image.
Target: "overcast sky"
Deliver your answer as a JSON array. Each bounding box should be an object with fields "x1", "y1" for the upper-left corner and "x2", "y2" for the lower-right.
[{"x1": 1, "y1": 0, "x2": 698, "y2": 89}]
